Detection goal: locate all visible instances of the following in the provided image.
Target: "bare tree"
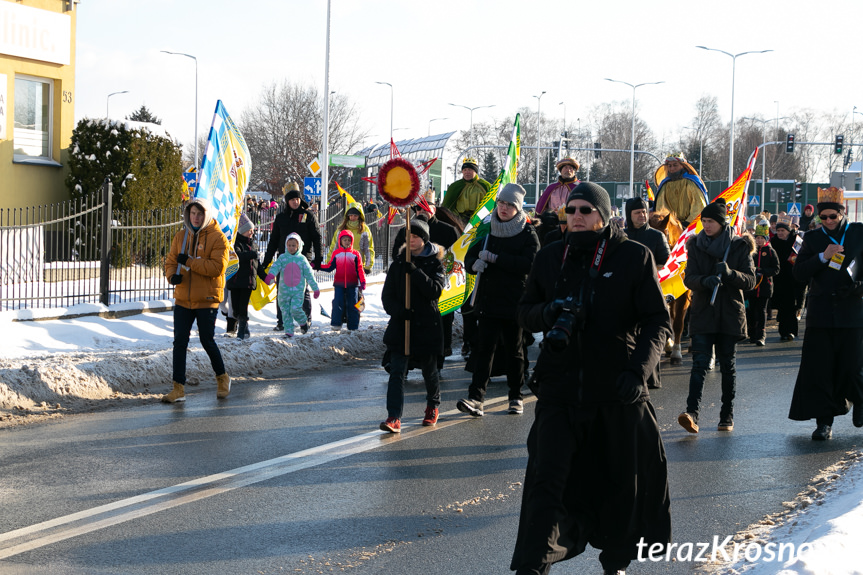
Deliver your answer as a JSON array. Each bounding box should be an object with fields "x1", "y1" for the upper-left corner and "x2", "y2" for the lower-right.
[
  {"x1": 585, "y1": 101, "x2": 659, "y2": 184},
  {"x1": 238, "y1": 81, "x2": 368, "y2": 194}
]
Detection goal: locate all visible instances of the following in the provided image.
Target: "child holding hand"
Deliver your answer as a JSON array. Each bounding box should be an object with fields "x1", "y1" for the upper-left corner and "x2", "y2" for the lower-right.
[
  {"x1": 320, "y1": 229, "x2": 367, "y2": 331},
  {"x1": 265, "y1": 233, "x2": 320, "y2": 337}
]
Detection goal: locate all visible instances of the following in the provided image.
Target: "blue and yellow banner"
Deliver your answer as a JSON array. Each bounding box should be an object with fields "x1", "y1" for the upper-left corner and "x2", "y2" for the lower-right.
[{"x1": 195, "y1": 100, "x2": 252, "y2": 243}]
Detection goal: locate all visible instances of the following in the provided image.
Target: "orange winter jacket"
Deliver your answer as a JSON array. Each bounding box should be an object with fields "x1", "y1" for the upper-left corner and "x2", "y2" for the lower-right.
[{"x1": 165, "y1": 198, "x2": 229, "y2": 309}]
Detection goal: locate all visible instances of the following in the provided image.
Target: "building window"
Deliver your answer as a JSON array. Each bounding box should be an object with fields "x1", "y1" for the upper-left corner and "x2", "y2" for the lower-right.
[{"x1": 14, "y1": 75, "x2": 53, "y2": 161}]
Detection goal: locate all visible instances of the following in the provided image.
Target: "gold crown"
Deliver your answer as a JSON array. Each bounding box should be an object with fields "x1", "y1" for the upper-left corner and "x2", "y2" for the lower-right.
[
  {"x1": 462, "y1": 157, "x2": 479, "y2": 165},
  {"x1": 817, "y1": 186, "x2": 844, "y2": 205},
  {"x1": 777, "y1": 215, "x2": 792, "y2": 226},
  {"x1": 665, "y1": 152, "x2": 686, "y2": 163}
]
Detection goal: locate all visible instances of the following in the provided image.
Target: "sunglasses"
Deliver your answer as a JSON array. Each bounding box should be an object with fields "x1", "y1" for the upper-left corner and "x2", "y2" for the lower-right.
[
  {"x1": 819, "y1": 213, "x2": 840, "y2": 220},
  {"x1": 565, "y1": 205, "x2": 598, "y2": 215}
]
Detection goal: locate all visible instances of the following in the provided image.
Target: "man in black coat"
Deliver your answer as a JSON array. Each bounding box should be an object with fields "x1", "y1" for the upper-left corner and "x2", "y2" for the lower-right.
[
  {"x1": 261, "y1": 182, "x2": 323, "y2": 330},
  {"x1": 456, "y1": 183, "x2": 539, "y2": 417},
  {"x1": 379, "y1": 219, "x2": 446, "y2": 433},
  {"x1": 624, "y1": 197, "x2": 670, "y2": 268},
  {"x1": 679, "y1": 198, "x2": 756, "y2": 434},
  {"x1": 511, "y1": 182, "x2": 672, "y2": 575},
  {"x1": 790, "y1": 186, "x2": 863, "y2": 440}
]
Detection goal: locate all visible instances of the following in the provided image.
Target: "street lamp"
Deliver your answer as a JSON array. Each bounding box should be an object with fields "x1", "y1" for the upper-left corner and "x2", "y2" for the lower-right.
[
  {"x1": 161, "y1": 50, "x2": 199, "y2": 169},
  {"x1": 106, "y1": 90, "x2": 129, "y2": 118},
  {"x1": 696, "y1": 46, "x2": 773, "y2": 188},
  {"x1": 605, "y1": 78, "x2": 664, "y2": 198},
  {"x1": 428, "y1": 117, "x2": 448, "y2": 136},
  {"x1": 448, "y1": 103, "x2": 495, "y2": 149},
  {"x1": 375, "y1": 81, "x2": 393, "y2": 155},
  {"x1": 533, "y1": 92, "x2": 546, "y2": 197}
]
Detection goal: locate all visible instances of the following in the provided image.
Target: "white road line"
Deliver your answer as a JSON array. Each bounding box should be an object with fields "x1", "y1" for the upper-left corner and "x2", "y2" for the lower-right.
[{"x1": 0, "y1": 394, "x2": 529, "y2": 560}]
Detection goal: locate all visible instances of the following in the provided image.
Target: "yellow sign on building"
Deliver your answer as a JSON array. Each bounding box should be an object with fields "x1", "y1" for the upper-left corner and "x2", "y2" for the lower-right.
[{"x1": 0, "y1": 0, "x2": 77, "y2": 209}]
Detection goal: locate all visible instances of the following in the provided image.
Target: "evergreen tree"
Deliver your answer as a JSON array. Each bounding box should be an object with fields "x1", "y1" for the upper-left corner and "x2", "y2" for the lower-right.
[
  {"x1": 481, "y1": 150, "x2": 499, "y2": 182},
  {"x1": 126, "y1": 105, "x2": 162, "y2": 125}
]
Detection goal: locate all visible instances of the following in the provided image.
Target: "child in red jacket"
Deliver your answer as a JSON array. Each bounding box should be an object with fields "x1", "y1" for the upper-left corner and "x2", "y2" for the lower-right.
[{"x1": 320, "y1": 229, "x2": 367, "y2": 331}]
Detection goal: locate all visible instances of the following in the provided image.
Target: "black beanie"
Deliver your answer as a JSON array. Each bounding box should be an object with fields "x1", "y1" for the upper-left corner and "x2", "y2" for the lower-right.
[
  {"x1": 701, "y1": 198, "x2": 728, "y2": 226},
  {"x1": 566, "y1": 182, "x2": 612, "y2": 224},
  {"x1": 409, "y1": 218, "x2": 430, "y2": 243},
  {"x1": 285, "y1": 189, "x2": 302, "y2": 201}
]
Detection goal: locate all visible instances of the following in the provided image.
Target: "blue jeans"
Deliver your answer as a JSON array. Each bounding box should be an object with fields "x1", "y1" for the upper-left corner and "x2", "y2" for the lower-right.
[
  {"x1": 386, "y1": 352, "x2": 440, "y2": 419},
  {"x1": 172, "y1": 305, "x2": 226, "y2": 384},
  {"x1": 686, "y1": 333, "x2": 737, "y2": 419},
  {"x1": 331, "y1": 285, "x2": 360, "y2": 330}
]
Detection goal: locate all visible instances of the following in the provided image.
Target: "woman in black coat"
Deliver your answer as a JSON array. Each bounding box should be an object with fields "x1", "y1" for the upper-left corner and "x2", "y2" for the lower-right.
[
  {"x1": 456, "y1": 184, "x2": 539, "y2": 417},
  {"x1": 790, "y1": 188, "x2": 863, "y2": 440},
  {"x1": 226, "y1": 215, "x2": 259, "y2": 340},
  {"x1": 511, "y1": 183, "x2": 671, "y2": 575}
]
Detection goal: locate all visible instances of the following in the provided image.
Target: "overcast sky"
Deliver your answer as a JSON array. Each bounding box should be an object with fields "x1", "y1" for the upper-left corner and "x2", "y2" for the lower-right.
[{"x1": 75, "y1": 0, "x2": 862, "y2": 160}]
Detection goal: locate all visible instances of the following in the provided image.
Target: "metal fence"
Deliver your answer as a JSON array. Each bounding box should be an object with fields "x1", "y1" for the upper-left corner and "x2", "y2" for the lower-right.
[{"x1": 1, "y1": 180, "x2": 402, "y2": 313}]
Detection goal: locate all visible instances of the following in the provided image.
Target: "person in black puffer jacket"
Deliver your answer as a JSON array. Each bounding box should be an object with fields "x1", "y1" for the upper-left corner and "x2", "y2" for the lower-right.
[
  {"x1": 456, "y1": 183, "x2": 540, "y2": 417},
  {"x1": 226, "y1": 214, "x2": 259, "y2": 340}
]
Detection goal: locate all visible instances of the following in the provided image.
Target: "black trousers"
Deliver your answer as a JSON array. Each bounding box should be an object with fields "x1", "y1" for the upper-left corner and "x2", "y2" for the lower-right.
[
  {"x1": 230, "y1": 288, "x2": 253, "y2": 321},
  {"x1": 745, "y1": 295, "x2": 770, "y2": 341},
  {"x1": 468, "y1": 316, "x2": 524, "y2": 402}
]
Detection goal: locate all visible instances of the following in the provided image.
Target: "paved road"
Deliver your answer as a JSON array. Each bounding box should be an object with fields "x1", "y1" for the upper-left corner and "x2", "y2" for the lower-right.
[{"x1": 1, "y1": 328, "x2": 862, "y2": 575}]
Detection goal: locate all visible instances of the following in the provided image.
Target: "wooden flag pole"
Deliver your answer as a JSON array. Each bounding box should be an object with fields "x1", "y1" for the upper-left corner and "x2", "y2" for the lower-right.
[{"x1": 404, "y1": 208, "x2": 412, "y2": 356}]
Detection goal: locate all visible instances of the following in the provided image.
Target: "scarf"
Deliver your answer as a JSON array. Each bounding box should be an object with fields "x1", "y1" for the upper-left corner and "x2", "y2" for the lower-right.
[
  {"x1": 490, "y1": 210, "x2": 527, "y2": 238},
  {"x1": 696, "y1": 225, "x2": 733, "y2": 260}
]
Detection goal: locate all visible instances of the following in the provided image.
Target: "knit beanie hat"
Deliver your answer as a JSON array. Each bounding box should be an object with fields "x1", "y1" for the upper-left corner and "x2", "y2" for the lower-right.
[
  {"x1": 625, "y1": 197, "x2": 649, "y2": 226},
  {"x1": 237, "y1": 213, "x2": 255, "y2": 235},
  {"x1": 755, "y1": 220, "x2": 770, "y2": 237},
  {"x1": 497, "y1": 183, "x2": 526, "y2": 212},
  {"x1": 566, "y1": 182, "x2": 612, "y2": 224},
  {"x1": 700, "y1": 198, "x2": 728, "y2": 226},
  {"x1": 409, "y1": 218, "x2": 430, "y2": 243}
]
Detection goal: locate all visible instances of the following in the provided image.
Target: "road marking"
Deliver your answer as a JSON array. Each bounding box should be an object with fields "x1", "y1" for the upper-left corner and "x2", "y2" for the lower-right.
[{"x1": 0, "y1": 394, "x2": 532, "y2": 559}]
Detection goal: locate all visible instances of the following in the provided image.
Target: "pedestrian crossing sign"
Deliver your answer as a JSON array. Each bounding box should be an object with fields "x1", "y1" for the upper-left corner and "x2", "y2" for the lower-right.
[
  {"x1": 749, "y1": 195, "x2": 760, "y2": 206},
  {"x1": 787, "y1": 203, "x2": 801, "y2": 216}
]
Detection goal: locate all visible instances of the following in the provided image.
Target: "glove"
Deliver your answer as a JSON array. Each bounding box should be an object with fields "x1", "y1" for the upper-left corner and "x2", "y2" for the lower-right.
[
  {"x1": 169, "y1": 274, "x2": 183, "y2": 285},
  {"x1": 264, "y1": 273, "x2": 275, "y2": 285},
  {"x1": 542, "y1": 299, "x2": 564, "y2": 328},
  {"x1": 313, "y1": 290, "x2": 320, "y2": 299},
  {"x1": 478, "y1": 250, "x2": 498, "y2": 263},
  {"x1": 715, "y1": 262, "x2": 731, "y2": 279},
  {"x1": 176, "y1": 253, "x2": 189, "y2": 265},
  {"x1": 361, "y1": 283, "x2": 366, "y2": 291},
  {"x1": 364, "y1": 267, "x2": 372, "y2": 275},
  {"x1": 472, "y1": 259, "x2": 488, "y2": 274},
  {"x1": 404, "y1": 261, "x2": 417, "y2": 274},
  {"x1": 702, "y1": 275, "x2": 722, "y2": 289},
  {"x1": 837, "y1": 281, "x2": 863, "y2": 298},
  {"x1": 616, "y1": 371, "x2": 643, "y2": 405}
]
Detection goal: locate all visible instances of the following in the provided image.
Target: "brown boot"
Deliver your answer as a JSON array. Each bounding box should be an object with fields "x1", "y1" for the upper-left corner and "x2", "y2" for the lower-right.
[
  {"x1": 161, "y1": 382, "x2": 185, "y2": 403},
  {"x1": 216, "y1": 373, "x2": 231, "y2": 399}
]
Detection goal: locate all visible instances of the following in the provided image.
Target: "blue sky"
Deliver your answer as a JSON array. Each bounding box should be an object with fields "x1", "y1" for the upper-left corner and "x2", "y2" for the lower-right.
[{"x1": 74, "y1": 0, "x2": 862, "y2": 155}]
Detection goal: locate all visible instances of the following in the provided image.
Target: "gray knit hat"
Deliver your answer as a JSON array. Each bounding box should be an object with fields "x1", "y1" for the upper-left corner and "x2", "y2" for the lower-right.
[
  {"x1": 237, "y1": 213, "x2": 254, "y2": 235},
  {"x1": 566, "y1": 182, "x2": 612, "y2": 224},
  {"x1": 497, "y1": 183, "x2": 526, "y2": 212}
]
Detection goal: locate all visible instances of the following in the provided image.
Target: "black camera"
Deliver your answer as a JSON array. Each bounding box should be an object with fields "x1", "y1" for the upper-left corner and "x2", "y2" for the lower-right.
[{"x1": 544, "y1": 296, "x2": 584, "y2": 353}]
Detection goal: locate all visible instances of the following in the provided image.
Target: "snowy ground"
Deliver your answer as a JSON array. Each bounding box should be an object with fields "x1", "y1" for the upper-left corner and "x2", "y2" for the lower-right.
[{"x1": 0, "y1": 276, "x2": 862, "y2": 575}]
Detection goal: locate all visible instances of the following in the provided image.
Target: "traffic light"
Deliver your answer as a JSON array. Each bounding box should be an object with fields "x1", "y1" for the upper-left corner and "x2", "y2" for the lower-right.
[
  {"x1": 594, "y1": 142, "x2": 602, "y2": 159},
  {"x1": 795, "y1": 182, "x2": 802, "y2": 199},
  {"x1": 835, "y1": 134, "x2": 844, "y2": 155},
  {"x1": 785, "y1": 133, "x2": 795, "y2": 153}
]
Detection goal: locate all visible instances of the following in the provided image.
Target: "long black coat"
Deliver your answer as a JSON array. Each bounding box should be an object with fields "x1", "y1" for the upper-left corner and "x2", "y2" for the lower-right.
[
  {"x1": 465, "y1": 223, "x2": 539, "y2": 321},
  {"x1": 262, "y1": 200, "x2": 323, "y2": 268},
  {"x1": 792, "y1": 222, "x2": 863, "y2": 328},
  {"x1": 226, "y1": 233, "x2": 258, "y2": 291},
  {"x1": 683, "y1": 231, "x2": 756, "y2": 340},
  {"x1": 511, "y1": 224, "x2": 672, "y2": 571},
  {"x1": 381, "y1": 243, "x2": 445, "y2": 357},
  {"x1": 625, "y1": 225, "x2": 671, "y2": 267},
  {"x1": 745, "y1": 241, "x2": 780, "y2": 300}
]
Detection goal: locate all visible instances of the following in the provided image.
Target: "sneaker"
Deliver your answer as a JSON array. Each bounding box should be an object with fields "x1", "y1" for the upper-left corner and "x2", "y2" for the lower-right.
[
  {"x1": 457, "y1": 398, "x2": 484, "y2": 417},
  {"x1": 812, "y1": 424, "x2": 832, "y2": 440},
  {"x1": 380, "y1": 417, "x2": 401, "y2": 433},
  {"x1": 300, "y1": 323, "x2": 309, "y2": 334},
  {"x1": 755, "y1": 339, "x2": 766, "y2": 347},
  {"x1": 508, "y1": 399, "x2": 524, "y2": 414},
  {"x1": 678, "y1": 411, "x2": 699, "y2": 434},
  {"x1": 718, "y1": 418, "x2": 734, "y2": 431},
  {"x1": 273, "y1": 324, "x2": 283, "y2": 331},
  {"x1": 283, "y1": 332, "x2": 293, "y2": 338},
  {"x1": 422, "y1": 406, "x2": 439, "y2": 426}
]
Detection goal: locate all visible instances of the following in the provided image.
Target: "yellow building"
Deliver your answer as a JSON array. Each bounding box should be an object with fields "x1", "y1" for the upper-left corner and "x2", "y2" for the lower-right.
[{"x1": 0, "y1": 0, "x2": 77, "y2": 209}]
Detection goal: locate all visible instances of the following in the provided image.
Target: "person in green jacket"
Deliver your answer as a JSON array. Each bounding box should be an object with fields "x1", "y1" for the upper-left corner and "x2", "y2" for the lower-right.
[
  {"x1": 441, "y1": 158, "x2": 492, "y2": 222},
  {"x1": 328, "y1": 201, "x2": 375, "y2": 273}
]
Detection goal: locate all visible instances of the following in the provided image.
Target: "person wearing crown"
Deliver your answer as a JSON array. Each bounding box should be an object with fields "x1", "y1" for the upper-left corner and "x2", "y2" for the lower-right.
[
  {"x1": 535, "y1": 156, "x2": 580, "y2": 214},
  {"x1": 790, "y1": 186, "x2": 863, "y2": 440},
  {"x1": 441, "y1": 158, "x2": 492, "y2": 223},
  {"x1": 654, "y1": 153, "x2": 708, "y2": 229}
]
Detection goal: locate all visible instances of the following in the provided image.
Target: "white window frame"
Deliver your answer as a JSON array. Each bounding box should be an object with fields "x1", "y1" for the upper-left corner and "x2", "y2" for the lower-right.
[{"x1": 13, "y1": 74, "x2": 60, "y2": 166}]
